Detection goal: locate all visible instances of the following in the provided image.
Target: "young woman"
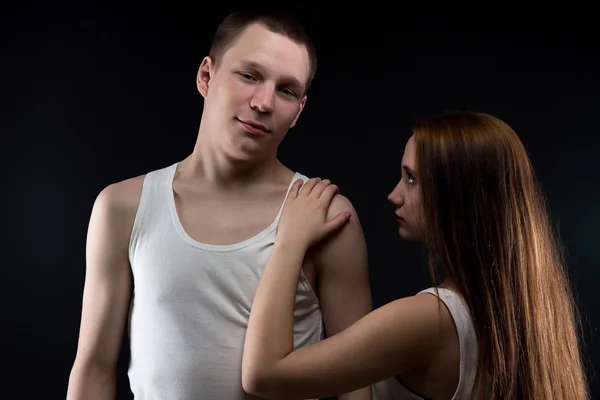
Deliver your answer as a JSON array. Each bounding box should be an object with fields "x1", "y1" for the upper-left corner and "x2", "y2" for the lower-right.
[{"x1": 241, "y1": 111, "x2": 588, "y2": 400}]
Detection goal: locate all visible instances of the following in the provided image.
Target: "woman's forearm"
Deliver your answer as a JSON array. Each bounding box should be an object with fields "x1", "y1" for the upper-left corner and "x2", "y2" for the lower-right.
[{"x1": 243, "y1": 240, "x2": 307, "y2": 378}]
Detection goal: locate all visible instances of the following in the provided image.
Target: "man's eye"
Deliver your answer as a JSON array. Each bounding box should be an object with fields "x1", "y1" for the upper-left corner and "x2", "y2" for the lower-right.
[
  {"x1": 280, "y1": 88, "x2": 296, "y2": 97},
  {"x1": 240, "y1": 73, "x2": 256, "y2": 81}
]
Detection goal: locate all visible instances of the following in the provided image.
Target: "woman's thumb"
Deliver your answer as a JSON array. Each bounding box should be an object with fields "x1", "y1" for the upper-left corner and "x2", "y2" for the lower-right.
[{"x1": 324, "y1": 212, "x2": 351, "y2": 234}]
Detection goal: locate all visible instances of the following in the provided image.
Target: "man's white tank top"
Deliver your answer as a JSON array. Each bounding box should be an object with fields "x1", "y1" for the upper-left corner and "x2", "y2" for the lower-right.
[
  {"x1": 127, "y1": 162, "x2": 324, "y2": 399},
  {"x1": 372, "y1": 288, "x2": 479, "y2": 400}
]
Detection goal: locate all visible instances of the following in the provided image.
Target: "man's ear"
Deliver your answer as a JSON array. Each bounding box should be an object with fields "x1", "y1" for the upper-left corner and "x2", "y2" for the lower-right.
[
  {"x1": 197, "y1": 56, "x2": 215, "y2": 98},
  {"x1": 290, "y1": 95, "x2": 307, "y2": 128}
]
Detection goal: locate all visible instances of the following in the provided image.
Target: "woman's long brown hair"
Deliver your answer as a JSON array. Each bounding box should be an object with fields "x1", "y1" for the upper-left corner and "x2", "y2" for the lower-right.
[{"x1": 413, "y1": 111, "x2": 588, "y2": 399}]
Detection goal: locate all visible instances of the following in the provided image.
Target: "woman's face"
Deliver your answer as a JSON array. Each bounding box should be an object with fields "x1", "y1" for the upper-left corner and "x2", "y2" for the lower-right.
[{"x1": 387, "y1": 135, "x2": 424, "y2": 241}]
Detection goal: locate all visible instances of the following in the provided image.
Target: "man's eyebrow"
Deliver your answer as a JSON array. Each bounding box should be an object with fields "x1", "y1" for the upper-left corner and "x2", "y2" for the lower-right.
[{"x1": 238, "y1": 60, "x2": 305, "y2": 92}]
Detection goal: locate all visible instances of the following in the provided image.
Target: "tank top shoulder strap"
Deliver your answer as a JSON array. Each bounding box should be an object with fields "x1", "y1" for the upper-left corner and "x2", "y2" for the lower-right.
[
  {"x1": 417, "y1": 287, "x2": 479, "y2": 399},
  {"x1": 272, "y1": 172, "x2": 308, "y2": 227},
  {"x1": 417, "y1": 287, "x2": 473, "y2": 333},
  {"x1": 129, "y1": 162, "x2": 178, "y2": 261}
]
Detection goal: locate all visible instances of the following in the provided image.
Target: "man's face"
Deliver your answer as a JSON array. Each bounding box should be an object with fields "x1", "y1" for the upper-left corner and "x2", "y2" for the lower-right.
[{"x1": 197, "y1": 23, "x2": 309, "y2": 161}]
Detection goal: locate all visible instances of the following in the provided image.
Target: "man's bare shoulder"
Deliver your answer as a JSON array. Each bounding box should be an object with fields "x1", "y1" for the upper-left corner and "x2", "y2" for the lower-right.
[
  {"x1": 311, "y1": 190, "x2": 366, "y2": 269},
  {"x1": 295, "y1": 175, "x2": 358, "y2": 219},
  {"x1": 92, "y1": 174, "x2": 147, "y2": 223},
  {"x1": 327, "y1": 193, "x2": 357, "y2": 217}
]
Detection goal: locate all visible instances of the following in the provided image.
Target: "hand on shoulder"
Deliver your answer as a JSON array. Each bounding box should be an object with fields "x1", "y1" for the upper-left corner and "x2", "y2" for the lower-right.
[{"x1": 277, "y1": 178, "x2": 352, "y2": 249}]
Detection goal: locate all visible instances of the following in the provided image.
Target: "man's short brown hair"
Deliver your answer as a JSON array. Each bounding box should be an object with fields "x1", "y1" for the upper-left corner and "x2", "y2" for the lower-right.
[{"x1": 209, "y1": 11, "x2": 317, "y2": 94}]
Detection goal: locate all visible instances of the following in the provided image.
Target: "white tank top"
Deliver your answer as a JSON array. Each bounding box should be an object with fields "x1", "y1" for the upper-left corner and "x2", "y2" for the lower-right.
[
  {"x1": 372, "y1": 288, "x2": 479, "y2": 400},
  {"x1": 127, "y1": 162, "x2": 323, "y2": 399}
]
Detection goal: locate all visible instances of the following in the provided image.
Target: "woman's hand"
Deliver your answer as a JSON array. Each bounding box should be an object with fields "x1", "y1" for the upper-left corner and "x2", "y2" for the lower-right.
[{"x1": 276, "y1": 178, "x2": 351, "y2": 250}]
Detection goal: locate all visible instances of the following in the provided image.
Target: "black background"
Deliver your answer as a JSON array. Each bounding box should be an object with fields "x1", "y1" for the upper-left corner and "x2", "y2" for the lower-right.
[{"x1": 3, "y1": 2, "x2": 599, "y2": 398}]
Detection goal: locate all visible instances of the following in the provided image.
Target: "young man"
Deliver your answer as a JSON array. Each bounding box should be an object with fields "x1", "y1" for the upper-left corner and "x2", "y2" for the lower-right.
[{"x1": 67, "y1": 11, "x2": 373, "y2": 400}]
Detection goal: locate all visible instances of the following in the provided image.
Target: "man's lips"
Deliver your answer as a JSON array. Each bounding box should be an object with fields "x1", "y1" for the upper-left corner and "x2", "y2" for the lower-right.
[{"x1": 237, "y1": 118, "x2": 270, "y2": 134}]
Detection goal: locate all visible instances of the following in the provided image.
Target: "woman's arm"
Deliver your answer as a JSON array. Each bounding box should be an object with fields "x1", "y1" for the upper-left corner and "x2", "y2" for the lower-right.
[{"x1": 242, "y1": 240, "x2": 447, "y2": 400}]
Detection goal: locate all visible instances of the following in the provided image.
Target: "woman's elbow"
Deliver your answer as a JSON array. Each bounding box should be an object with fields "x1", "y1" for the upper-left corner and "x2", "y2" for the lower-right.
[
  {"x1": 242, "y1": 363, "x2": 271, "y2": 397},
  {"x1": 242, "y1": 360, "x2": 298, "y2": 399}
]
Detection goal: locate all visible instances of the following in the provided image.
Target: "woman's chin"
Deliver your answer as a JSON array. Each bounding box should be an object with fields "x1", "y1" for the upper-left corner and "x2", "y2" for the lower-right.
[{"x1": 398, "y1": 226, "x2": 421, "y2": 242}]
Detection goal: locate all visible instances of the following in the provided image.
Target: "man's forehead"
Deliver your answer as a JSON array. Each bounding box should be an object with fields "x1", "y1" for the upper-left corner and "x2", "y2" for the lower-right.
[
  {"x1": 224, "y1": 24, "x2": 310, "y2": 84},
  {"x1": 233, "y1": 23, "x2": 299, "y2": 49}
]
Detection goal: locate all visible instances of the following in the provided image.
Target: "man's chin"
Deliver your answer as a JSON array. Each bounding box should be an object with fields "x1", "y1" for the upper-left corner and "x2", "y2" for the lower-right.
[{"x1": 226, "y1": 143, "x2": 270, "y2": 162}]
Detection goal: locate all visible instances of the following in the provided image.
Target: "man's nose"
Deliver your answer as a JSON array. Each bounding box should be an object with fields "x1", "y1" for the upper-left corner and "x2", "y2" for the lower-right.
[{"x1": 250, "y1": 85, "x2": 275, "y2": 113}]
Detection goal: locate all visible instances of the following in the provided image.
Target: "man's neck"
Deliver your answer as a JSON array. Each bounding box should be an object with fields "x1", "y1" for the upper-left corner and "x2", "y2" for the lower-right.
[{"x1": 182, "y1": 139, "x2": 286, "y2": 191}]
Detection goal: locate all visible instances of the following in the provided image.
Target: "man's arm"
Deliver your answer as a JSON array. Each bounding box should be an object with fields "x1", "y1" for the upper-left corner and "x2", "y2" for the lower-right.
[
  {"x1": 67, "y1": 179, "x2": 140, "y2": 400},
  {"x1": 310, "y1": 194, "x2": 373, "y2": 400}
]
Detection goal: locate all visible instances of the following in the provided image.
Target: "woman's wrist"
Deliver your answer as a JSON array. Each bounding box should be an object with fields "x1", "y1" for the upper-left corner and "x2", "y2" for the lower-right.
[{"x1": 273, "y1": 236, "x2": 309, "y2": 260}]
